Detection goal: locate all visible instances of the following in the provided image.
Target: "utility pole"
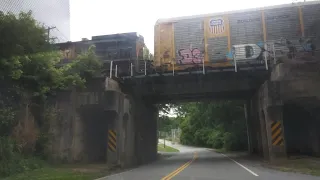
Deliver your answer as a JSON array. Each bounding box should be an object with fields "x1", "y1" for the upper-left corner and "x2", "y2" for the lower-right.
[{"x1": 46, "y1": 26, "x2": 56, "y2": 42}]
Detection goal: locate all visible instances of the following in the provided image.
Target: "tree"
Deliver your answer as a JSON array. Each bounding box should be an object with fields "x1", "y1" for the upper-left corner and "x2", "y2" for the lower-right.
[
  {"x1": 149, "y1": 53, "x2": 154, "y2": 61},
  {"x1": 143, "y1": 45, "x2": 154, "y2": 60},
  {"x1": 59, "y1": 45, "x2": 102, "y2": 89},
  {"x1": 0, "y1": 10, "x2": 103, "y2": 177},
  {"x1": 177, "y1": 101, "x2": 247, "y2": 150},
  {"x1": 0, "y1": 11, "x2": 49, "y2": 83},
  {"x1": 0, "y1": 11, "x2": 50, "y2": 59}
]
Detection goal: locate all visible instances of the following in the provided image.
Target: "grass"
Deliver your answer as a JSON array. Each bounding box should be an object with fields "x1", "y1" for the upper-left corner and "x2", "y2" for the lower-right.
[
  {"x1": 3, "y1": 164, "x2": 114, "y2": 180},
  {"x1": 263, "y1": 157, "x2": 320, "y2": 176},
  {"x1": 157, "y1": 143, "x2": 179, "y2": 152}
]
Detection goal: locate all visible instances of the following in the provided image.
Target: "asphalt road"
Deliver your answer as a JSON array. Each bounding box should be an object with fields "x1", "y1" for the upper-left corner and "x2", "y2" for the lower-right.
[{"x1": 97, "y1": 141, "x2": 320, "y2": 180}]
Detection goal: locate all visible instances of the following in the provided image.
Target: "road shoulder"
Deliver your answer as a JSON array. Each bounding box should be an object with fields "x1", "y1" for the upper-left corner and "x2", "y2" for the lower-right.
[{"x1": 210, "y1": 149, "x2": 320, "y2": 177}]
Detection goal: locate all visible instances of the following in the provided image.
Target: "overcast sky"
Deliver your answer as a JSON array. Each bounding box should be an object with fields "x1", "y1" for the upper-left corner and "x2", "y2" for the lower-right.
[{"x1": 70, "y1": 0, "x2": 309, "y2": 53}]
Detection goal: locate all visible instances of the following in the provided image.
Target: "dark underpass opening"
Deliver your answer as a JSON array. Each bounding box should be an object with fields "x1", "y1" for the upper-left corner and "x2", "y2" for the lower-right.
[
  {"x1": 283, "y1": 102, "x2": 319, "y2": 157},
  {"x1": 80, "y1": 105, "x2": 117, "y2": 163}
]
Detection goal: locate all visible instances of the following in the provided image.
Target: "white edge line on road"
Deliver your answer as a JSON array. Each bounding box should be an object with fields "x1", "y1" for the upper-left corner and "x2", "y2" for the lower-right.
[{"x1": 221, "y1": 153, "x2": 259, "y2": 177}]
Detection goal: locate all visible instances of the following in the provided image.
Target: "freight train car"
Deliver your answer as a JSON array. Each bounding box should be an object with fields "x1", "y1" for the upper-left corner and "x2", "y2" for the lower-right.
[{"x1": 154, "y1": 1, "x2": 320, "y2": 72}]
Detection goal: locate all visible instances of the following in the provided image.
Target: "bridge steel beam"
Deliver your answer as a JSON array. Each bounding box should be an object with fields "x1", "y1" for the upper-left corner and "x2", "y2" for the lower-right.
[{"x1": 124, "y1": 71, "x2": 270, "y2": 103}]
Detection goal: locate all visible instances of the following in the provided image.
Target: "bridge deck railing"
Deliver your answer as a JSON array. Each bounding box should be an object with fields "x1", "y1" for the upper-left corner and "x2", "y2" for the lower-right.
[{"x1": 107, "y1": 40, "x2": 318, "y2": 80}]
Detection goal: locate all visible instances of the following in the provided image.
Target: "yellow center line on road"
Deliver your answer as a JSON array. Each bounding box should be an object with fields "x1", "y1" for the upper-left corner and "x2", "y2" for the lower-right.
[{"x1": 161, "y1": 152, "x2": 198, "y2": 180}]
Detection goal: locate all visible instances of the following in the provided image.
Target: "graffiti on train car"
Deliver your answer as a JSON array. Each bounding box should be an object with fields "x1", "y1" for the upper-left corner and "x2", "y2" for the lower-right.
[
  {"x1": 227, "y1": 44, "x2": 264, "y2": 61},
  {"x1": 271, "y1": 37, "x2": 318, "y2": 58},
  {"x1": 177, "y1": 48, "x2": 204, "y2": 64},
  {"x1": 225, "y1": 37, "x2": 318, "y2": 62}
]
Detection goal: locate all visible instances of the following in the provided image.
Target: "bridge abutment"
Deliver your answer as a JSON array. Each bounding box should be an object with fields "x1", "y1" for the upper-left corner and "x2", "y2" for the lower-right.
[
  {"x1": 47, "y1": 77, "x2": 158, "y2": 167},
  {"x1": 247, "y1": 61, "x2": 320, "y2": 160},
  {"x1": 133, "y1": 99, "x2": 158, "y2": 165},
  {"x1": 104, "y1": 78, "x2": 158, "y2": 167},
  {"x1": 248, "y1": 80, "x2": 287, "y2": 161}
]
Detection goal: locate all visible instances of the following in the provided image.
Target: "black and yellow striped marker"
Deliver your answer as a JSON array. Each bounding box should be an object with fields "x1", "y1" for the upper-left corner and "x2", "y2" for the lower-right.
[
  {"x1": 271, "y1": 121, "x2": 284, "y2": 146},
  {"x1": 108, "y1": 130, "x2": 117, "y2": 152}
]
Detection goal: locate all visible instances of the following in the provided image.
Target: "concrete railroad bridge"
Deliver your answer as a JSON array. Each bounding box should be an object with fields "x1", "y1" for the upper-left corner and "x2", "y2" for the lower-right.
[{"x1": 54, "y1": 35, "x2": 320, "y2": 168}]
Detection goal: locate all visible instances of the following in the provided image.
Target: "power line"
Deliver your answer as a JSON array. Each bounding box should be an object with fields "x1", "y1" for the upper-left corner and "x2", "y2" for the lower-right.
[
  {"x1": 54, "y1": 27, "x2": 69, "y2": 42},
  {"x1": 44, "y1": 26, "x2": 70, "y2": 43},
  {"x1": 45, "y1": 26, "x2": 56, "y2": 42}
]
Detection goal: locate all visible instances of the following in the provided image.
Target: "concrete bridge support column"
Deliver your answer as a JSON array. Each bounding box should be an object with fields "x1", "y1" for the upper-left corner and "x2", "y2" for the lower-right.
[
  {"x1": 247, "y1": 95, "x2": 264, "y2": 156},
  {"x1": 245, "y1": 100, "x2": 262, "y2": 155},
  {"x1": 104, "y1": 90, "x2": 136, "y2": 167},
  {"x1": 118, "y1": 95, "x2": 135, "y2": 167},
  {"x1": 133, "y1": 99, "x2": 158, "y2": 165},
  {"x1": 104, "y1": 78, "x2": 158, "y2": 167},
  {"x1": 104, "y1": 90, "x2": 122, "y2": 165},
  {"x1": 244, "y1": 101, "x2": 253, "y2": 154},
  {"x1": 256, "y1": 81, "x2": 287, "y2": 161},
  {"x1": 262, "y1": 106, "x2": 287, "y2": 160}
]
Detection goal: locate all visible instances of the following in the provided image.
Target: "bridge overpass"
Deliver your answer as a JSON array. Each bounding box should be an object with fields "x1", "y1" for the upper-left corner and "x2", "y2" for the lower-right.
[{"x1": 48, "y1": 53, "x2": 320, "y2": 168}]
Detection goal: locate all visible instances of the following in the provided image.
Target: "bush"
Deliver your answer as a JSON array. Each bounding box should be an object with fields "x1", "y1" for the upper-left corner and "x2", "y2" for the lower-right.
[
  {"x1": 176, "y1": 101, "x2": 248, "y2": 151},
  {"x1": 207, "y1": 130, "x2": 224, "y2": 149},
  {"x1": 194, "y1": 128, "x2": 211, "y2": 147},
  {"x1": 223, "y1": 132, "x2": 236, "y2": 150},
  {"x1": 0, "y1": 107, "x2": 17, "y2": 137},
  {"x1": 0, "y1": 154, "x2": 45, "y2": 177},
  {"x1": 0, "y1": 137, "x2": 16, "y2": 162},
  {"x1": 180, "y1": 131, "x2": 194, "y2": 145},
  {"x1": 0, "y1": 137, "x2": 45, "y2": 177},
  {"x1": 223, "y1": 131, "x2": 247, "y2": 151}
]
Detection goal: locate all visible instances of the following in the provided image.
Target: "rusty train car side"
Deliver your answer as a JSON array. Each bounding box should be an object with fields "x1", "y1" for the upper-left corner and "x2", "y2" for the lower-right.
[
  {"x1": 154, "y1": 1, "x2": 320, "y2": 72},
  {"x1": 56, "y1": 32, "x2": 146, "y2": 76}
]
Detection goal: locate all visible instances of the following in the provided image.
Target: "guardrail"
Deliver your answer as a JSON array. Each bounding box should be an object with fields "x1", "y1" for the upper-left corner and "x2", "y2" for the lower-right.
[
  {"x1": 107, "y1": 39, "x2": 317, "y2": 79},
  {"x1": 108, "y1": 58, "x2": 269, "y2": 79}
]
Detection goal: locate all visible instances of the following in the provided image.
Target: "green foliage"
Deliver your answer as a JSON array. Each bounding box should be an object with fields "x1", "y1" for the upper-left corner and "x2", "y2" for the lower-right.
[
  {"x1": 207, "y1": 130, "x2": 224, "y2": 149},
  {"x1": 16, "y1": 52, "x2": 63, "y2": 97},
  {"x1": 0, "y1": 10, "x2": 103, "y2": 178},
  {"x1": 143, "y1": 45, "x2": 153, "y2": 60},
  {"x1": 58, "y1": 45, "x2": 102, "y2": 90},
  {"x1": 158, "y1": 115, "x2": 179, "y2": 133},
  {"x1": 65, "y1": 46, "x2": 102, "y2": 80},
  {"x1": 0, "y1": 107, "x2": 16, "y2": 136},
  {"x1": 0, "y1": 11, "x2": 49, "y2": 59},
  {"x1": 3, "y1": 167, "x2": 110, "y2": 180},
  {"x1": 0, "y1": 11, "x2": 50, "y2": 81},
  {"x1": 177, "y1": 101, "x2": 247, "y2": 151},
  {"x1": 0, "y1": 137, "x2": 45, "y2": 177}
]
